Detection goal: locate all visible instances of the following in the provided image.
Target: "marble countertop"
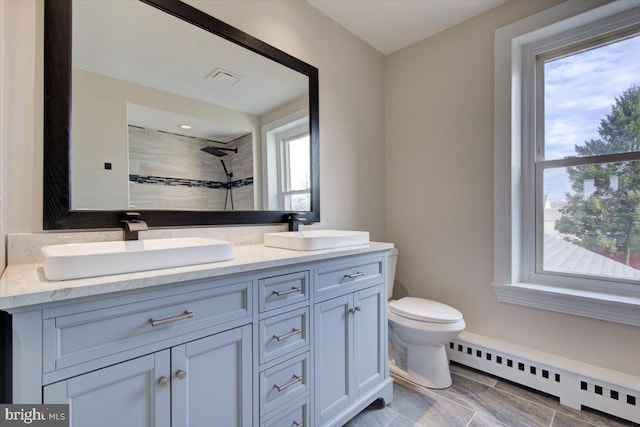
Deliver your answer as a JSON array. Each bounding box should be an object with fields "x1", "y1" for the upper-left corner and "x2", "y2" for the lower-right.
[{"x1": 0, "y1": 242, "x2": 393, "y2": 311}]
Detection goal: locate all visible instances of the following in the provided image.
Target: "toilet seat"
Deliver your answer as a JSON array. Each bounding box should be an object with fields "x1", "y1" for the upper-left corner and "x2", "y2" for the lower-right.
[{"x1": 389, "y1": 297, "x2": 463, "y2": 324}]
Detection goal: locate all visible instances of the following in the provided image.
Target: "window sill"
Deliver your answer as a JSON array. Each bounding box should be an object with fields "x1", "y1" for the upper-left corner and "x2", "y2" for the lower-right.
[{"x1": 493, "y1": 282, "x2": 640, "y2": 327}]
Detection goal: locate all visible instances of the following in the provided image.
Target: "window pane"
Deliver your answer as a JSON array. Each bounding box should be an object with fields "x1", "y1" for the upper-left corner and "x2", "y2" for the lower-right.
[
  {"x1": 284, "y1": 192, "x2": 310, "y2": 211},
  {"x1": 285, "y1": 135, "x2": 310, "y2": 191},
  {"x1": 543, "y1": 34, "x2": 640, "y2": 161},
  {"x1": 542, "y1": 160, "x2": 640, "y2": 281}
]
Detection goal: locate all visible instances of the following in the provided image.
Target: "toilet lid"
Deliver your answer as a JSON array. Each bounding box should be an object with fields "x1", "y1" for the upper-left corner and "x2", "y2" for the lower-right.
[{"x1": 389, "y1": 297, "x2": 463, "y2": 324}]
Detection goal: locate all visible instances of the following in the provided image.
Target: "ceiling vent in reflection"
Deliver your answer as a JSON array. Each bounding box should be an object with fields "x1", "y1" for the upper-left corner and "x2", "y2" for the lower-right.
[{"x1": 206, "y1": 67, "x2": 243, "y2": 86}]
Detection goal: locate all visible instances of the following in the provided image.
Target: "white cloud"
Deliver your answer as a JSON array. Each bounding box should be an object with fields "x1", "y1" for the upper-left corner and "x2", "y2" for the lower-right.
[{"x1": 544, "y1": 34, "x2": 640, "y2": 160}]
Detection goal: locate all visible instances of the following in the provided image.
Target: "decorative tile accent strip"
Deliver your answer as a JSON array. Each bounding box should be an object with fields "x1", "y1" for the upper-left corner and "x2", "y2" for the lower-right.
[{"x1": 129, "y1": 174, "x2": 253, "y2": 189}]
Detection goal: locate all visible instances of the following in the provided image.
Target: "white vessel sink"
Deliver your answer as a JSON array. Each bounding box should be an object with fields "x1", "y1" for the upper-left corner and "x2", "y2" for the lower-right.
[
  {"x1": 264, "y1": 230, "x2": 369, "y2": 251},
  {"x1": 42, "y1": 237, "x2": 233, "y2": 281}
]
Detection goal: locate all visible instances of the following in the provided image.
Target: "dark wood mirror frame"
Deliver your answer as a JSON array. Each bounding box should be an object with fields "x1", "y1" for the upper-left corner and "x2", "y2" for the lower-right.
[{"x1": 43, "y1": 0, "x2": 320, "y2": 230}]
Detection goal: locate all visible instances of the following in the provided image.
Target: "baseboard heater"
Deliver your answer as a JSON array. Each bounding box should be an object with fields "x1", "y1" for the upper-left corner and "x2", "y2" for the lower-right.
[{"x1": 447, "y1": 331, "x2": 640, "y2": 424}]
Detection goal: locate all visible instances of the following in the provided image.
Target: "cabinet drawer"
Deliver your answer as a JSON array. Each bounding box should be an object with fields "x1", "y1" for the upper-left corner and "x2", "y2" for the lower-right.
[
  {"x1": 43, "y1": 281, "x2": 251, "y2": 372},
  {"x1": 259, "y1": 271, "x2": 309, "y2": 313},
  {"x1": 315, "y1": 255, "x2": 383, "y2": 298},
  {"x1": 260, "y1": 307, "x2": 309, "y2": 364},
  {"x1": 261, "y1": 396, "x2": 309, "y2": 427},
  {"x1": 260, "y1": 352, "x2": 309, "y2": 416}
]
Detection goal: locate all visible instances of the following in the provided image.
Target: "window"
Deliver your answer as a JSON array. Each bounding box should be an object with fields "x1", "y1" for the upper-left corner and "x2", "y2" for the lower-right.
[
  {"x1": 279, "y1": 129, "x2": 310, "y2": 211},
  {"x1": 536, "y1": 31, "x2": 640, "y2": 283},
  {"x1": 494, "y1": 1, "x2": 640, "y2": 326},
  {"x1": 262, "y1": 109, "x2": 310, "y2": 211}
]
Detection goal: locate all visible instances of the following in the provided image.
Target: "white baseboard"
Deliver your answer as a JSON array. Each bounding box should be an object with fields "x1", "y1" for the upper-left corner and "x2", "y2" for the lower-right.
[{"x1": 447, "y1": 331, "x2": 640, "y2": 424}]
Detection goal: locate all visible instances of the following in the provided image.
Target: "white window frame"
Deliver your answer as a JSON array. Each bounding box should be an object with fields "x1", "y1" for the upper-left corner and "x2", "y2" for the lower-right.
[
  {"x1": 261, "y1": 109, "x2": 309, "y2": 210},
  {"x1": 277, "y1": 126, "x2": 310, "y2": 210},
  {"x1": 493, "y1": 0, "x2": 640, "y2": 327}
]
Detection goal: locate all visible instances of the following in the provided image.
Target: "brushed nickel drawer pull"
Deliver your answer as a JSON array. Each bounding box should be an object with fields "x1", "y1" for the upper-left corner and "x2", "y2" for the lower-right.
[
  {"x1": 275, "y1": 374, "x2": 302, "y2": 392},
  {"x1": 150, "y1": 311, "x2": 193, "y2": 327},
  {"x1": 273, "y1": 287, "x2": 302, "y2": 297},
  {"x1": 274, "y1": 328, "x2": 303, "y2": 342},
  {"x1": 293, "y1": 422, "x2": 303, "y2": 427},
  {"x1": 158, "y1": 376, "x2": 169, "y2": 387},
  {"x1": 175, "y1": 369, "x2": 187, "y2": 380},
  {"x1": 344, "y1": 272, "x2": 365, "y2": 279},
  {"x1": 348, "y1": 306, "x2": 361, "y2": 314}
]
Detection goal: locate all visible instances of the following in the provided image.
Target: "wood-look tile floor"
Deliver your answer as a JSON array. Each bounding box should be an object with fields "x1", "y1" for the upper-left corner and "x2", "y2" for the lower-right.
[{"x1": 345, "y1": 363, "x2": 639, "y2": 427}]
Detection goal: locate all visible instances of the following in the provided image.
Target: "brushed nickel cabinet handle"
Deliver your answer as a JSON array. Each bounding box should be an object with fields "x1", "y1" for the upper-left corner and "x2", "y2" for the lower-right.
[
  {"x1": 150, "y1": 311, "x2": 193, "y2": 327},
  {"x1": 274, "y1": 328, "x2": 303, "y2": 342},
  {"x1": 348, "y1": 306, "x2": 361, "y2": 314},
  {"x1": 158, "y1": 376, "x2": 169, "y2": 387},
  {"x1": 344, "y1": 272, "x2": 365, "y2": 279},
  {"x1": 175, "y1": 369, "x2": 187, "y2": 380},
  {"x1": 273, "y1": 287, "x2": 302, "y2": 296},
  {"x1": 293, "y1": 422, "x2": 303, "y2": 427},
  {"x1": 275, "y1": 374, "x2": 302, "y2": 392}
]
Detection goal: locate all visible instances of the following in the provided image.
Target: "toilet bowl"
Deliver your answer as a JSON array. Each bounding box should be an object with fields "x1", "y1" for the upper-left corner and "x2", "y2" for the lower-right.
[{"x1": 386, "y1": 249, "x2": 465, "y2": 389}]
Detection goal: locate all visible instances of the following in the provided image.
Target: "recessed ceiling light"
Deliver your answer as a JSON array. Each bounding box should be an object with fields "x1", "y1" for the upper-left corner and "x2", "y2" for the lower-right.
[{"x1": 179, "y1": 124, "x2": 192, "y2": 130}]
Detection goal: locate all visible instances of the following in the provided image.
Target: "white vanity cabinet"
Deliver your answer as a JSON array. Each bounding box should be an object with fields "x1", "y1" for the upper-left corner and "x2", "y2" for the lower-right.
[
  {"x1": 257, "y1": 270, "x2": 311, "y2": 427},
  {"x1": 44, "y1": 326, "x2": 252, "y2": 427},
  {"x1": 45, "y1": 350, "x2": 170, "y2": 427},
  {"x1": 2, "y1": 244, "x2": 393, "y2": 427},
  {"x1": 169, "y1": 327, "x2": 252, "y2": 427},
  {"x1": 313, "y1": 255, "x2": 389, "y2": 426},
  {"x1": 38, "y1": 276, "x2": 254, "y2": 427}
]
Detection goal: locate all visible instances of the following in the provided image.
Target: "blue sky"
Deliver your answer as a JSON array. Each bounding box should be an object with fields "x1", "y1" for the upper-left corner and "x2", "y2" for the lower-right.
[
  {"x1": 543, "y1": 34, "x2": 640, "y2": 203},
  {"x1": 544, "y1": 34, "x2": 640, "y2": 160}
]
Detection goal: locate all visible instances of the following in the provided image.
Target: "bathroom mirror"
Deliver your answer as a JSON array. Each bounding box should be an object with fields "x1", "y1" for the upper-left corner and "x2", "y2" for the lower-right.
[{"x1": 44, "y1": 0, "x2": 319, "y2": 229}]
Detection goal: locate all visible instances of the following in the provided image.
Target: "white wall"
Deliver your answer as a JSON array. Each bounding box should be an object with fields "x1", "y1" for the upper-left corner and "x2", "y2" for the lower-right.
[
  {"x1": 0, "y1": 0, "x2": 6, "y2": 273},
  {"x1": 386, "y1": 0, "x2": 640, "y2": 376},
  {"x1": 2, "y1": 0, "x2": 42, "y2": 237},
  {"x1": 188, "y1": 1, "x2": 387, "y2": 236},
  {"x1": 1, "y1": 0, "x2": 386, "y2": 241}
]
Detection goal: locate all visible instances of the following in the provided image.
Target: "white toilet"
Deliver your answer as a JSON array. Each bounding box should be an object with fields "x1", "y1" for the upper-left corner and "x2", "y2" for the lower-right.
[{"x1": 387, "y1": 248, "x2": 465, "y2": 389}]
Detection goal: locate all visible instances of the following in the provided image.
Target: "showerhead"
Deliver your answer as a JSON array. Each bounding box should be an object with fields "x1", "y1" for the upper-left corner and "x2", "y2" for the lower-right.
[
  {"x1": 200, "y1": 146, "x2": 238, "y2": 157},
  {"x1": 201, "y1": 146, "x2": 227, "y2": 157}
]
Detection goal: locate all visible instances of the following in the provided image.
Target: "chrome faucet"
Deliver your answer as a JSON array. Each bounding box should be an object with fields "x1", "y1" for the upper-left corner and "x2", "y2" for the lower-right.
[
  {"x1": 287, "y1": 214, "x2": 312, "y2": 232},
  {"x1": 121, "y1": 212, "x2": 148, "y2": 241}
]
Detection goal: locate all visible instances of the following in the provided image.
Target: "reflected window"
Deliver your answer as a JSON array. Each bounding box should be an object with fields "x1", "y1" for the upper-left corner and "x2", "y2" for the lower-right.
[
  {"x1": 262, "y1": 109, "x2": 310, "y2": 211},
  {"x1": 280, "y1": 131, "x2": 310, "y2": 210}
]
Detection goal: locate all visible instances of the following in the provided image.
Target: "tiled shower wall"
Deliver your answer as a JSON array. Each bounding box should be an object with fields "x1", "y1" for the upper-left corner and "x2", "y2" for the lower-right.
[{"x1": 128, "y1": 127, "x2": 254, "y2": 210}]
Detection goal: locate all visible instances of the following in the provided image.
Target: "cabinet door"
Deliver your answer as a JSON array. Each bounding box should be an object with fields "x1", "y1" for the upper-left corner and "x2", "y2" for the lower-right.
[
  {"x1": 44, "y1": 351, "x2": 170, "y2": 427},
  {"x1": 171, "y1": 325, "x2": 252, "y2": 427},
  {"x1": 354, "y1": 285, "x2": 385, "y2": 396},
  {"x1": 314, "y1": 294, "x2": 353, "y2": 425}
]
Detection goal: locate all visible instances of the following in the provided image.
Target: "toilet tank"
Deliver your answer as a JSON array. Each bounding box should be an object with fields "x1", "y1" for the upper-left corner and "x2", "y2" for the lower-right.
[{"x1": 387, "y1": 248, "x2": 398, "y2": 300}]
